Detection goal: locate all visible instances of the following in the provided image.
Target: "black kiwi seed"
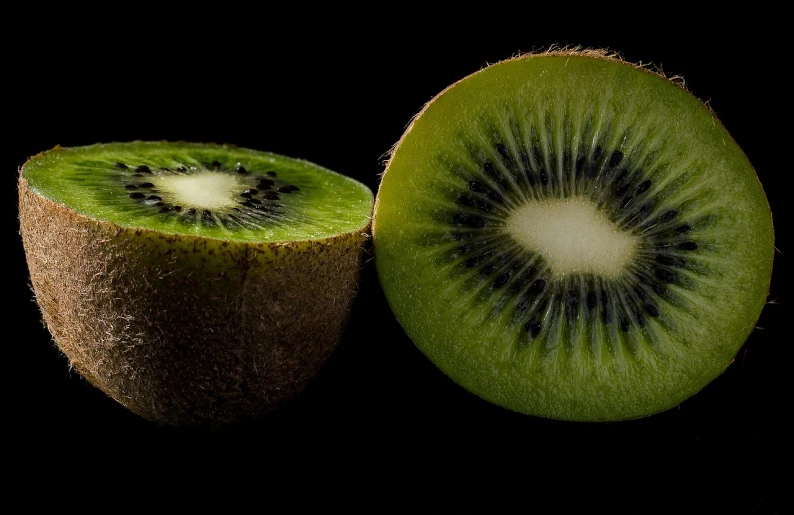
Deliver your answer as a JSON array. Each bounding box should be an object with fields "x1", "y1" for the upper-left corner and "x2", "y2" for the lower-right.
[
  {"x1": 236, "y1": 166, "x2": 248, "y2": 174},
  {"x1": 249, "y1": 198, "x2": 262, "y2": 204},
  {"x1": 480, "y1": 263, "x2": 499, "y2": 278},
  {"x1": 465, "y1": 256, "x2": 482, "y2": 268},
  {"x1": 159, "y1": 207, "x2": 171, "y2": 213},
  {"x1": 240, "y1": 192, "x2": 252, "y2": 199},
  {"x1": 659, "y1": 210, "x2": 678, "y2": 223},
  {"x1": 139, "y1": 182, "x2": 155, "y2": 188},
  {"x1": 616, "y1": 183, "x2": 631, "y2": 198},
  {"x1": 575, "y1": 156, "x2": 586, "y2": 174},
  {"x1": 538, "y1": 168, "x2": 549, "y2": 186},
  {"x1": 135, "y1": 165, "x2": 151, "y2": 174},
  {"x1": 636, "y1": 180, "x2": 652, "y2": 194},
  {"x1": 202, "y1": 209, "x2": 212, "y2": 218},
  {"x1": 173, "y1": 206, "x2": 182, "y2": 212},
  {"x1": 565, "y1": 291, "x2": 578, "y2": 317},
  {"x1": 257, "y1": 179, "x2": 274, "y2": 188},
  {"x1": 602, "y1": 303, "x2": 612, "y2": 324},
  {"x1": 496, "y1": 143, "x2": 510, "y2": 159},
  {"x1": 177, "y1": 166, "x2": 187, "y2": 172},
  {"x1": 147, "y1": 195, "x2": 162, "y2": 201},
  {"x1": 529, "y1": 279, "x2": 546, "y2": 295},
  {"x1": 679, "y1": 241, "x2": 698, "y2": 251},
  {"x1": 493, "y1": 271, "x2": 512, "y2": 288},
  {"x1": 486, "y1": 190, "x2": 504, "y2": 203},
  {"x1": 129, "y1": 192, "x2": 145, "y2": 199},
  {"x1": 525, "y1": 318, "x2": 542, "y2": 338},
  {"x1": 458, "y1": 194, "x2": 493, "y2": 212},
  {"x1": 469, "y1": 181, "x2": 488, "y2": 193},
  {"x1": 483, "y1": 160, "x2": 499, "y2": 179},
  {"x1": 452, "y1": 214, "x2": 486, "y2": 228},
  {"x1": 644, "y1": 304, "x2": 660, "y2": 317},
  {"x1": 266, "y1": 171, "x2": 277, "y2": 177},
  {"x1": 115, "y1": 162, "x2": 128, "y2": 169},
  {"x1": 656, "y1": 254, "x2": 676, "y2": 266},
  {"x1": 211, "y1": 161, "x2": 222, "y2": 168},
  {"x1": 263, "y1": 191, "x2": 280, "y2": 200},
  {"x1": 586, "y1": 291, "x2": 597, "y2": 310},
  {"x1": 655, "y1": 268, "x2": 677, "y2": 283},
  {"x1": 125, "y1": 185, "x2": 138, "y2": 190},
  {"x1": 244, "y1": 189, "x2": 258, "y2": 195},
  {"x1": 277, "y1": 186, "x2": 293, "y2": 194},
  {"x1": 633, "y1": 307, "x2": 646, "y2": 327},
  {"x1": 187, "y1": 208, "x2": 196, "y2": 215}
]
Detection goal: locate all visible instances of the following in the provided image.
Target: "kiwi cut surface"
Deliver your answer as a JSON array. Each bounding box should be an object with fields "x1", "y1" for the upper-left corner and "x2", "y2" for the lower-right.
[
  {"x1": 19, "y1": 141, "x2": 373, "y2": 426},
  {"x1": 372, "y1": 50, "x2": 774, "y2": 421}
]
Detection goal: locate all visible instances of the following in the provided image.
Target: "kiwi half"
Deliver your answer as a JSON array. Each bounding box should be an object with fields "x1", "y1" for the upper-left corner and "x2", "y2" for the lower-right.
[
  {"x1": 372, "y1": 50, "x2": 774, "y2": 421},
  {"x1": 19, "y1": 141, "x2": 373, "y2": 426}
]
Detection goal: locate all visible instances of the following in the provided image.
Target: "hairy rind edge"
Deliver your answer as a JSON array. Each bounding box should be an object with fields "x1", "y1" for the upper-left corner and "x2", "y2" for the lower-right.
[{"x1": 18, "y1": 175, "x2": 373, "y2": 427}]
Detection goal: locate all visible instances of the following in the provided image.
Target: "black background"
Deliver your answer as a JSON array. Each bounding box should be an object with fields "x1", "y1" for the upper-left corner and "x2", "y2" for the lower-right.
[{"x1": 6, "y1": 19, "x2": 786, "y2": 511}]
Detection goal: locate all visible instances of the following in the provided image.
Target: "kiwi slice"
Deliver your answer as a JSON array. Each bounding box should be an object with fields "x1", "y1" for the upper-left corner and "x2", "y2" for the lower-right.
[
  {"x1": 372, "y1": 50, "x2": 774, "y2": 421},
  {"x1": 19, "y1": 141, "x2": 373, "y2": 426}
]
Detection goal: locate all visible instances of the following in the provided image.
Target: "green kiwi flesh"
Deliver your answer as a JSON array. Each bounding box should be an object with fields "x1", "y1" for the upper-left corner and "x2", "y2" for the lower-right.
[
  {"x1": 19, "y1": 141, "x2": 373, "y2": 426},
  {"x1": 372, "y1": 50, "x2": 774, "y2": 421}
]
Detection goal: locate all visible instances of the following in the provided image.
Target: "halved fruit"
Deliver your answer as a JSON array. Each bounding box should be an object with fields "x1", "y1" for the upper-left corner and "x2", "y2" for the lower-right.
[
  {"x1": 372, "y1": 50, "x2": 774, "y2": 421},
  {"x1": 19, "y1": 141, "x2": 374, "y2": 426}
]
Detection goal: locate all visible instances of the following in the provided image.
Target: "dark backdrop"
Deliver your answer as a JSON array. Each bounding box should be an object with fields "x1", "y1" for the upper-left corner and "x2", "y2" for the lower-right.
[{"x1": 6, "y1": 21, "x2": 786, "y2": 511}]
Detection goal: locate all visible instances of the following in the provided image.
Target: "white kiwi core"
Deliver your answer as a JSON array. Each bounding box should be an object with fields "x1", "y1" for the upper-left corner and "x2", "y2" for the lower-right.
[
  {"x1": 505, "y1": 197, "x2": 638, "y2": 278},
  {"x1": 154, "y1": 172, "x2": 243, "y2": 211}
]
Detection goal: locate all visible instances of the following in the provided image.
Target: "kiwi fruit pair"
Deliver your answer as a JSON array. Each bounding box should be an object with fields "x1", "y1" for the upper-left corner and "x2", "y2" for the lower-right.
[
  {"x1": 20, "y1": 49, "x2": 773, "y2": 426},
  {"x1": 18, "y1": 142, "x2": 373, "y2": 426},
  {"x1": 373, "y1": 49, "x2": 774, "y2": 421}
]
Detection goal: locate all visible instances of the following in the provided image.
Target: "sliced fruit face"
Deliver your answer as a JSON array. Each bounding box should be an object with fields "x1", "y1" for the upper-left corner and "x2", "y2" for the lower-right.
[
  {"x1": 22, "y1": 141, "x2": 374, "y2": 242},
  {"x1": 19, "y1": 141, "x2": 374, "y2": 426},
  {"x1": 373, "y1": 52, "x2": 774, "y2": 421}
]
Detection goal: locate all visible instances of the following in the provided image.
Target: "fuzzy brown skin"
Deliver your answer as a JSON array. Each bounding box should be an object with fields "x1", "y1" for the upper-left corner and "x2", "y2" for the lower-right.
[{"x1": 19, "y1": 177, "x2": 370, "y2": 427}]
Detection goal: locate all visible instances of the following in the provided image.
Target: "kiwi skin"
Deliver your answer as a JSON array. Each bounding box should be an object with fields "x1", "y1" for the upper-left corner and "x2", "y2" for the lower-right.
[{"x1": 19, "y1": 171, "x2": 370, "y2": 427}]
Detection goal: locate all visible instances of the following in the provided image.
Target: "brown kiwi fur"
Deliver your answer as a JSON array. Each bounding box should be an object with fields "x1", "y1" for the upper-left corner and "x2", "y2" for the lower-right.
[{"x1": 19, "y1": 174, "x2": 370, "y2": 427}]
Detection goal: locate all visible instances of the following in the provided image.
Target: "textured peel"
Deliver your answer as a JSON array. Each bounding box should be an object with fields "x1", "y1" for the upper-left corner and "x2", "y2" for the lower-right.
[
  {"x1": 372, "y1": 50, "x2": 774, "y2": 421},
  {"x1": 19, "y1": 143, "x2": 373, "y2": 426}
]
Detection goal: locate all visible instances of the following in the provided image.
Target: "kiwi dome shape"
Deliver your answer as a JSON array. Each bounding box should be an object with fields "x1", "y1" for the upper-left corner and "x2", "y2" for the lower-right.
[
  {"x1": 372, "y1": 50, "x2": 774, "y2": 421},
  {"x1": 19, "y1": 141, "x2": 374, "y2": 426}
]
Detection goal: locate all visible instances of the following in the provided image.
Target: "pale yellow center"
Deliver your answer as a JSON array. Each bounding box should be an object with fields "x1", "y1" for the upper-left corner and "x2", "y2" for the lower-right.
[
  {"x1": 154, "y1": 172, "x2": 242, "y2": 210},
  {"x1": 505, "y1": 197, "x2": 638, "y2": 278}
]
